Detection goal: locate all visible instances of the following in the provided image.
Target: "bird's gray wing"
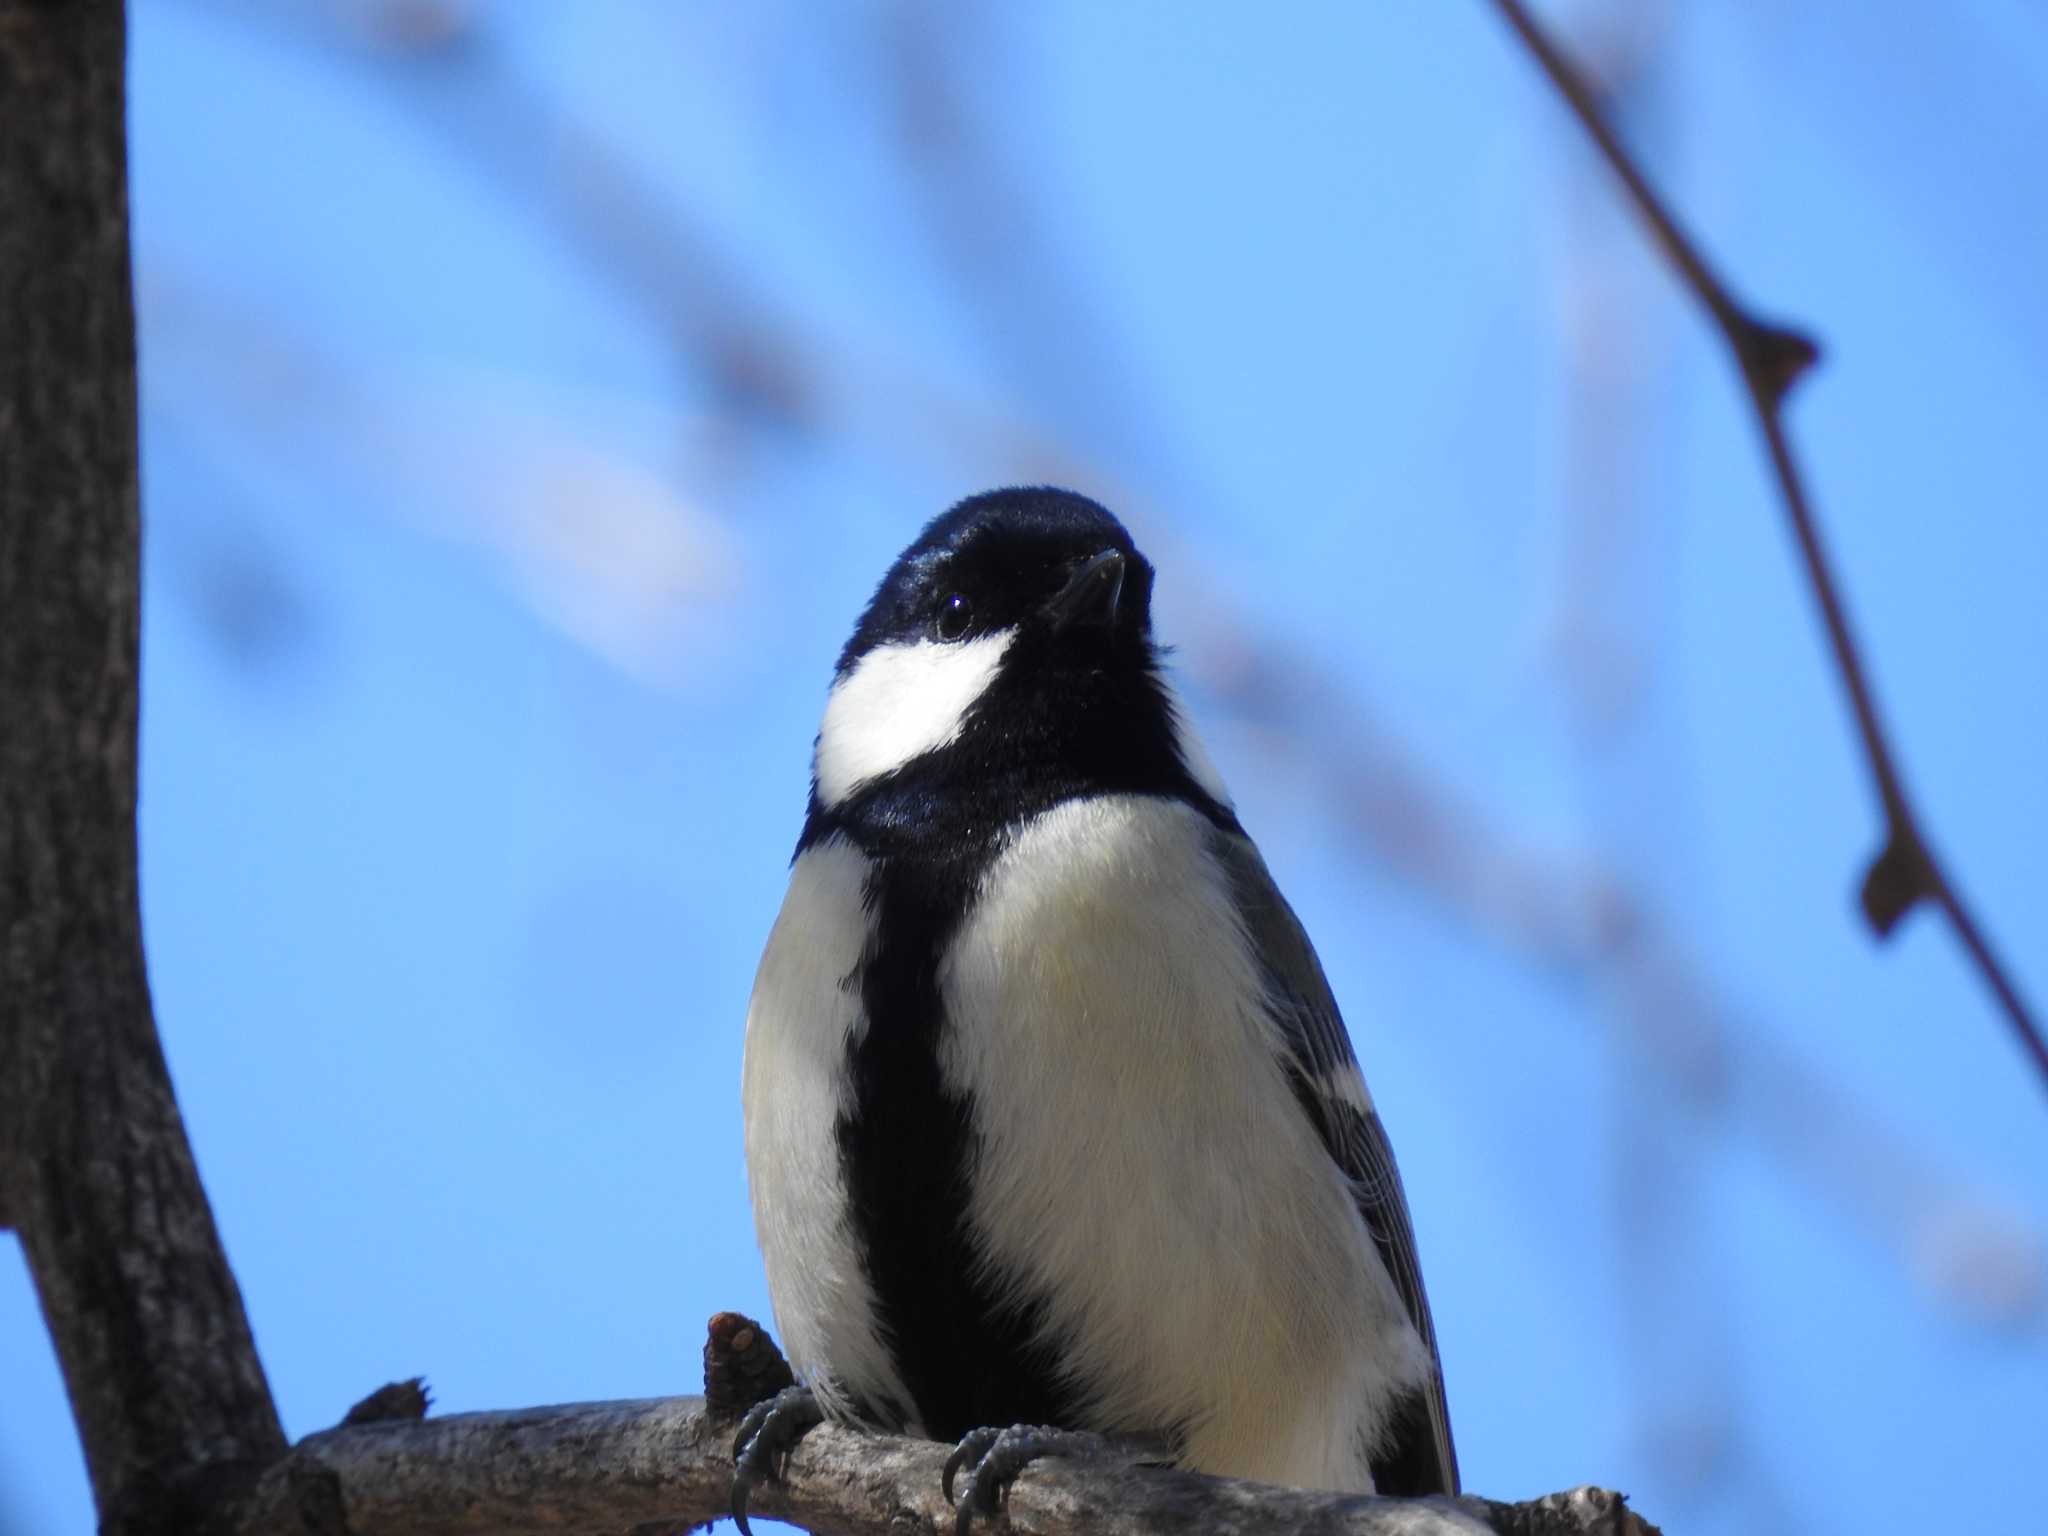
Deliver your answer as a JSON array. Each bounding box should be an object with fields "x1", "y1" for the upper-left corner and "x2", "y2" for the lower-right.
[{"x1": 1209, "y1": 828, "x2": 1460, "y2": 1497}]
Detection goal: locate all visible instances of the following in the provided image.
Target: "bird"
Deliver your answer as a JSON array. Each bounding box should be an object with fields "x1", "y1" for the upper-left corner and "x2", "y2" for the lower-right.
[{"x1": 733, "y1": 487, "x2": 1456, "y2": 1531}]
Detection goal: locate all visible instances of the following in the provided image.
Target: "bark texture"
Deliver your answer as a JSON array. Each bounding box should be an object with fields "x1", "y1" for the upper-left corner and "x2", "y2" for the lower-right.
[
  {"x1": 0, "y1": 2, "x2": 288, "y2": 1527},
  {"x1": 219, "y1": 1393, "x2": 1659, "y2": 1536}
]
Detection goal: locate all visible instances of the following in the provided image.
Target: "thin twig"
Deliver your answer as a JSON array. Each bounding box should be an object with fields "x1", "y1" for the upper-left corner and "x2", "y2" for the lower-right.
[{"x1": 1486, "y1": 0, "x2": 2048, "y2": 1095}]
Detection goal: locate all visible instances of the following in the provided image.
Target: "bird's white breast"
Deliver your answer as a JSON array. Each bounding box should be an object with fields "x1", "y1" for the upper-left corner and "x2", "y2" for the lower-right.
[
  {"x1": 741, "y1": 836, "x2": 915, "y2": 1424},
  {"x1": 939, "y1": 795, "x2": 1427, "y2": 1491}
]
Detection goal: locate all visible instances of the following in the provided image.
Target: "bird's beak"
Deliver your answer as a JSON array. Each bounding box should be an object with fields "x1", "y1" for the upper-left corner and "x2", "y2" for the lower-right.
[{"x1": 1045, "y1": 549, "x2": 1127, "y2": 631}]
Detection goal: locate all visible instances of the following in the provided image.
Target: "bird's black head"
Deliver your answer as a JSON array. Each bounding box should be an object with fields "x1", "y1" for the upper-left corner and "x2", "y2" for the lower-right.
[
  {"x1": 805, "y1": 487, "x2": 1234, "y2": 853},
  {"x1": 836, "y1": 487, "x2": 1153, "y2": 673}
]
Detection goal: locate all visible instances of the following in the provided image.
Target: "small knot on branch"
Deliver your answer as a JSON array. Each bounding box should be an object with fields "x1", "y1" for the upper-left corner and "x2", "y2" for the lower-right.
[
  {"x1": 704, "y1": 1310, "x2": 795, "y2": 1419},
  {"x1": 1737, "y1": 316, "x2": 1821, "y2": 404},
  {"x1": 1860, "y1": 828, "x2": 1936, "y2": 937},
  {"x1": 1485, "y1": 1484, "x2": 1662, "y2": 1536},
  {"x1": 341, "y1": 1377, "x2": 431, "y2": 1426}
]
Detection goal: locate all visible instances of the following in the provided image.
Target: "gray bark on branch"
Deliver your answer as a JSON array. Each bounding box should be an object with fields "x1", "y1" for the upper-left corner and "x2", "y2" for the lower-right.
[{"x1": 219, "y1": 1392, "x2": 1657, "y2": 1536}]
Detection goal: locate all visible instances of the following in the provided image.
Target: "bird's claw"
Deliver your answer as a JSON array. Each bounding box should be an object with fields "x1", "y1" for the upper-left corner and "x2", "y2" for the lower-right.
[
  {"x1": 729, "y1": 1384, "x2": 824, "y2": 1536},
  {"x1": 944, "y1": 1424, "x2": 1101, "y2": 1536},
  {"x1": 941, "y1": 1426, "x2": 1005, "y2": 1506}
]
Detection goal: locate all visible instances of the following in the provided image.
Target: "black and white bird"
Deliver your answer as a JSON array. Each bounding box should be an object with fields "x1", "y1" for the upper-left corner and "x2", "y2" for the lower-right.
[{"x1": 734, "y1": 488, "x2": 1456, "y2": 1527}]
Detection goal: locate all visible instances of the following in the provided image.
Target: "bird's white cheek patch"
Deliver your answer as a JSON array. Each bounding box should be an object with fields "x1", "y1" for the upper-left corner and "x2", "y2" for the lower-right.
[{"x1": 814, "y1": 632, "x2": 1015, "y2": 807}]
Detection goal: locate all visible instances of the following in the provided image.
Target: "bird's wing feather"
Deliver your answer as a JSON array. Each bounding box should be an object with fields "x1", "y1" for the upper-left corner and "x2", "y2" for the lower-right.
[{"x1": 1209, "y1": 830, "x2": 1460, "y2": 1496}]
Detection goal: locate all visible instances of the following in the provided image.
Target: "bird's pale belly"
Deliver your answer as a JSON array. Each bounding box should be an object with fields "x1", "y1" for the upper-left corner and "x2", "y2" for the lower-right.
[{"x1": 934, "y1": 796, "x2": 1414, "y2": 1489}]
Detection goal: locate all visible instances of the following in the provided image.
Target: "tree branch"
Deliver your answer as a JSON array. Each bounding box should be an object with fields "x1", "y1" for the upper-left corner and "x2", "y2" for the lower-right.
[
  {"x1": 0, "y1": 1, "x2": 288, "y2": 1526},
  {"x1": 208, "y1": 1390, "x2": 1656, "y2": 1536},
  {"x1": 1485, "y1": 0, "x2": 2048, "y2": 1093}
]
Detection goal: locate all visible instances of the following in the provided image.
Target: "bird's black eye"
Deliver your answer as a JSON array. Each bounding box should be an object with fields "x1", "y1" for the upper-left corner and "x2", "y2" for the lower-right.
[{"x1": 935, "y1": 593, "x2": 974, "y2": 641}]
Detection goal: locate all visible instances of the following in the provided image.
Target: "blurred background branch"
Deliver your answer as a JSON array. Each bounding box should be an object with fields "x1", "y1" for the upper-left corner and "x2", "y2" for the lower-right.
[{"x1": 208, "y1": 0, "x2": 2038, "y2": 1326}]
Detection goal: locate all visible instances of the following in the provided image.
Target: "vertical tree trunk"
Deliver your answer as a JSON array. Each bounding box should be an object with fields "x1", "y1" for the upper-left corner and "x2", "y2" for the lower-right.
[{"x1": 0, "y1": 2, "x2": 287, "y2": 1527}]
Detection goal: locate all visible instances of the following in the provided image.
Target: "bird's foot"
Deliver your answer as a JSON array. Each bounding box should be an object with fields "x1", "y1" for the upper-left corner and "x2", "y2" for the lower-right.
[
  {"x1": 943, "y1": 1424, "x2": 1109, "y2": 1536},
  {"x1": 730, "y1": 1383, "x2": 824, "y2": 1536}
]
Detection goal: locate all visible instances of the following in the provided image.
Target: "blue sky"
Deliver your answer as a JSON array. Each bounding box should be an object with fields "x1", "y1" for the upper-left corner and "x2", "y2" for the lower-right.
[{"x1": 5, "y1": 5, "x2": 2046, "y2": 1533}]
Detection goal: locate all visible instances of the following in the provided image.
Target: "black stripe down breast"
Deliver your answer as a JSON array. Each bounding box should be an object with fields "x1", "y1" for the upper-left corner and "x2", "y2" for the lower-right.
[{"x1": 830, "y1": 837, "x2": 1081, "y2": 1439}]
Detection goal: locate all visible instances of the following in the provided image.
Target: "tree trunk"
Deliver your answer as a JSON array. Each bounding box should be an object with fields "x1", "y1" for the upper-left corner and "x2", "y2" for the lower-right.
[{"x1": 0, "y1": 2, "x2": 287, "y2": 1527}]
